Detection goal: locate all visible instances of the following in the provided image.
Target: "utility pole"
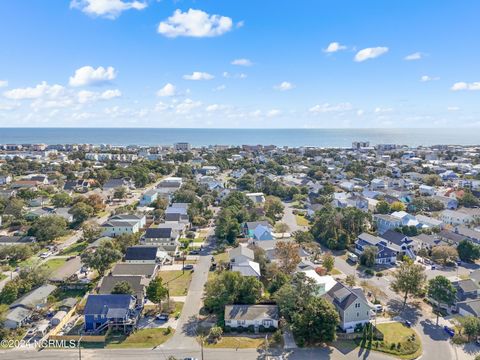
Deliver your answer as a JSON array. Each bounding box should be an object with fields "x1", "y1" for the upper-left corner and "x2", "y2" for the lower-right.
[
  {"x1": 200, "y1": 335, "x2": 204, "y2": 360},
  {"x1": 78, "y1": 335, "x2": 83, "y2": 360}
]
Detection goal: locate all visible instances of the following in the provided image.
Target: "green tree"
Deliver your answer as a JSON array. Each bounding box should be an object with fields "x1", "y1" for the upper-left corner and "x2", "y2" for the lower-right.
[
  {"x1": 457, "y1": 240, "x2": 480, "y2": 263},
  {"x1": 360, "y1": 246, "x2": 378, "y2": 268},
  {"x1": 274, "y1": 222, "x2": 290, "y2": 237},
  {"x1": 112, "y1": 281, "x2": 134, "y2": 295},
  {"x1": 4, "y1": 198, "x2": 25, "y2": 218},
  {"x1": 427, "y1": 275, "x2": 457, "y2": 325},
  {"x1": 113, "y1": 187, "x2": 127, "y2": 199},
  {"x1": 459, "y1": 316, "x2": 480, "y2": 341},
  {"x1": 424, "y1": 174, "x2": 442, "y2": 186},
  {"x1": 431, "y1": 245, "x2": 458, "y2": 265},
  {"x1": 81, "y1": 222, "x2": 103, "y2": 243},
  {"x1": 375, "y1": 201, "x2": 391, "y2": 214},
  {"x1": 0, "y1": 281, "x2": 19, "y2": 304},
  {"x1": 322, "y1": 252, "x2": 335, "y2": 273},
  {"x1": 264, "y1": 196, "x2": 284, "y2": 221},
  {"x1": 70, "y1": 202, "x2": 94, "y2": 223},
  {"x1": 390, "y1": 201, "x2": 406, "y2": 212},
  {"x1": 51, "y1": 192, "x2": 72, "y2": 207},
  {"x1": 276, "y1": 241, "x2": 301, "y2": 274},
  {"x1": 114, "y1": 233, "x2": 138, "y2": 253},
  {"x1": 204, "y1": 271, "x2": 262, "y2": 316},
  {"x1": 459, "y1": 191, "x2": 480, "y2": 208},
  {"x1": 293, "y1": 230, "x2": 314, "y2": 244},
  {"x1": 291, "y1": 296, "x2": 339, "y2": 346},
  {"x1": 146, "y1": 277, "x2": 169, "y2": 311},
  {"x1": 391, "y1": 262, "x2": 427, "y2": 308},
  {"x1": 29, "y1": 215, "x2": 68, "y2": 242},
  {"x1": 80, "y1": 240, "x2": 122, "y2": 276}
]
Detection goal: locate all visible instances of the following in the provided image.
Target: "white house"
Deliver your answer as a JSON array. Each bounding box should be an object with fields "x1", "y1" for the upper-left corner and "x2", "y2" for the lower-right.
[{"x1": 224, "y1": 305, "x2": 279, "y2": 331}]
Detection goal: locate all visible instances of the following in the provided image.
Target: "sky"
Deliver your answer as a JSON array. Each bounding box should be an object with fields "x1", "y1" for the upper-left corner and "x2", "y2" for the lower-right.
[{"x1": 0, "y1": 0, "x2": 480, "y2": 128}]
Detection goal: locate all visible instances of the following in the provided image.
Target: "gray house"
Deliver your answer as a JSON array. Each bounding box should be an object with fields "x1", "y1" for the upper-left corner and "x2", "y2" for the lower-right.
[{"x1": 323, "y1": 282, "x2": 371, "y2": 332}]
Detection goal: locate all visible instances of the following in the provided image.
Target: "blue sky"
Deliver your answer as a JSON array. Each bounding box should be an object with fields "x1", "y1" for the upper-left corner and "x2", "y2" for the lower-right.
[{"x1": 0, "y1": 0, "x2": 479, "y2": 128}]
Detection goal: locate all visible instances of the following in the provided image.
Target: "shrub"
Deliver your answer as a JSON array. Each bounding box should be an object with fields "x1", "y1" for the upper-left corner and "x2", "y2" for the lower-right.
[
  {"x1": 376, "y1": 272, "x2": 383, "y2": 277},
  {"x1": 208, "y1": 325, "x2": 223, "y2": 343},
  {"x1": 365, "y1": 268, "x2": 374, "y2": 276},
  {"x1": 247, "y1": 325, "x2": 255, "y2": 333}
]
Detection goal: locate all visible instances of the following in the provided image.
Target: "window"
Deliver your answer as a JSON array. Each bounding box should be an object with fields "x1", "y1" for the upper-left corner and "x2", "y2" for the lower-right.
[{"x1": 357, "y1": 312, "x2": 359, "y2": 317}]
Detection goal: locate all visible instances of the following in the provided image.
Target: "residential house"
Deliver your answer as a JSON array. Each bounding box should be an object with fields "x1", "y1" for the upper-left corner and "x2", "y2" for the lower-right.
[
  {"x1": 139, "y1": 189, "x2": 158, "y2": 206},
  {"x1": 302, "y1": 270, "x2": 337, "y2": 296},
  {"x1": 252, "y1": 224, "x2": 274, "y2": 241},
  {"x1": 355, "y1": 233, "x2": 398, "y2": 265},
  {"x1": 102, "y1": 214, "x2": 146, "y2": 237},
  {"x1": 245, "y1": 192, "x2": 266, "y2": 205},
  {"x1": 0, "y1": 236, "x2": 36, "y2": 246},
  {"x1": 231, "y1": 261, "x2": 261, "y2": 278},
  {"x1": 229, "y1": 245, "x2": 255, "y2": 264},
  {"x1": 10, "y1": 284, "x2": 57, "y2": 310},
  {"x1": 224, "y1": 305, "x2": 279, "y2": 331},
  {"x1": 440, "y1": 210, "x2": 474, "y2": 226},
  {"x1": 142, "y1": 226, "x2": 180, "y2": 254},
  {"x1": 432, "y1": 195, "x2": 458, "y2": 210},
  {"x1": 83, "y1": 294, "x2": 137, "y2": 333},
  {"x1": 111, "y1": 263, "x2": 158, "y2": 278},
  {"x1": 4, "y1": 307, "x2": 32, "y2": 329},
  {"x1": 323, "y1": 282, "x2": 371, "y2": 332},
  {"x1": 379, "y1": 230, "x2": 415, "y2": 259},
  {"x1": 98, "y1": 275, "x2": 149, "y2": 305},
  {"x1": 457, "y1": 299, "x2": 480, "y2": 317},
  {"x1": 373, "y1": 214, "x2": 402, "y2": 235},
  {"x1": 419, "y1": 184, "x2": 435, "y2": 196},
  {"x1": 125, "y1": 246, "x2": 164, "y2": 264},
  {"x1": 243, "y1": 221, "x2": 271, "y2": 238}
]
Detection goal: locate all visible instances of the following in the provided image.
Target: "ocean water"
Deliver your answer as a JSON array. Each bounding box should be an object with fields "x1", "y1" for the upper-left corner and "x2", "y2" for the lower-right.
[{"x1": 0, "y1": 128, "x2": 477, "y2": 147}]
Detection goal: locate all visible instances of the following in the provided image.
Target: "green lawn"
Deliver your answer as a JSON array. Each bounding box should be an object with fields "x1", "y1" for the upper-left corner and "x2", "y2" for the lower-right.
[
  {"x1": 203, "y1": 336, "x2": 266, "y2": 349},
  {"x1": 0, "y1": 273, "x2": 6, "y2": 281},
  {"x1": 59, "y1": 241, "x2": 88, "y2": 256},
  {"x1": 329, "y1": 268, "x2": 342, "y2": 275},
  {"x1": 106, "y1": 328, "x2": 174, "y2": 348},
  {"x1": 214, "y1": 252, "x2": 229, "y2": 263},
  {"x1": 158, "y1": 270, "x2": 193, "y2": 296},
  {"x1": 295, "y1": 214, "x2": 309, "y2": 226},
  {"x1": 42, "y1": 258, "x2": 67, "y2": 274},
  {"x1": 357, "y1": 322, "x2": 422, "y2": 360}
]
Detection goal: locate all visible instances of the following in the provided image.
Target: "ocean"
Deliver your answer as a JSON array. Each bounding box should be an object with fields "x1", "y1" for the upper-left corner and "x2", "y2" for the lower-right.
[{"x1": 0, "y1": 128, "x2": 477, "y2": 148}]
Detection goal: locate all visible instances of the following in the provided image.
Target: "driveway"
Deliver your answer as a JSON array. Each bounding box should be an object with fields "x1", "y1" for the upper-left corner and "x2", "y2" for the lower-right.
[
  {"x1": 281, "y1": 201, "x2": 307, "y2": 233},
  {"x1": 160, "y1": 226, "x2": 215, "y2": 350}
]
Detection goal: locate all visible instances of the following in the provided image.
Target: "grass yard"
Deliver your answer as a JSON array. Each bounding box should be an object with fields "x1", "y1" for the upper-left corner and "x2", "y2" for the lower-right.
[
  {"x1": 329, "y1": 268, "x2": 342, "y2": 275},
  {"x1": 60, "y1": 241, "x2": 88, "y2": 256},
  {"x1": 158, "y1": 270, "x2": 193, "y2": 296},
  {"x1": 106, "y1": 328, "x2": 174, "y2": 348},
  {"x1": 295, "y1": 214, "x2": 309, "y2": 226},
  {"x1": 203, "y1": 336, "x2": 266, "y2": 349},
  {"x1": 357, "y1": 322, "x2": 422, "y2": 360},
  {"x1": 214, "y1": 252, "x2": 229, "y2": 263},
  {"x1": 42, "y1": 258, "x2": 67, "y2": 273},
  {"x1": 0, "y1": 273, "x2": 6, "y2": 281}
]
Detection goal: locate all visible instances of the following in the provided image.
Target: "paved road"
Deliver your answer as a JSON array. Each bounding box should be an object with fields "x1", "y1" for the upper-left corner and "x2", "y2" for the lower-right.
[
  {"x1": 281, "y1": 201, "x2": 307, "y2": 234},
  {"x1": 160, "y1": 226, "x2": 215, "y2": 350}
]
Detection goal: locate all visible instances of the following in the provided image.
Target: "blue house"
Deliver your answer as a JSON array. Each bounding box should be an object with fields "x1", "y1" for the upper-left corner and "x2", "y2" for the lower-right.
[
  {"x1": 253, "y1": 225, "x2": 274, "y2": 241},
  {"x1": 84, "y1": 294, "x2": 137, "y2": 333},
  {"x1": 139, "y1": 190, "x2": 158, "y2": 206}
]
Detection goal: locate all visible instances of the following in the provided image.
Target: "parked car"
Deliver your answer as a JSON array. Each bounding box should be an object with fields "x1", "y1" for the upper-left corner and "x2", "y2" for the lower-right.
[
  {"x1": 443, "y1": 326, "x2": 455, "y2": 337},
  {"x1": 156, "y1": 313, "x2": 169, "y2": 321},
  {"x1": 373, "y1": 304, "x2": 383, "y2": 313},
  {"x1": 189, "y1": 250, "x2": 199, "y2": 255},
  {"x1": 183, "y1": 264, "x2": 194, "y2": 270},
  {"x1": 404, "y1": 320, "x2": 412, "y2": 328}
]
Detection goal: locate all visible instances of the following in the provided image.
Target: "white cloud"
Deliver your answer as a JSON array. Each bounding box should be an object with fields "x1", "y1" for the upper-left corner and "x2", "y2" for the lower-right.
[
  {"x1": 267, "y1": 109, "x2": 281, "y2": 117},
  {"x1": 70, "y1": 0, "x2": 147, "y2": 19},
  {"x1": 183, "y1": 72, "x2": 214, "y2": 81},
  {"x1": 356, "y1": 109, "x2": 364, "y2": 116},
  {"x1": 420, "y1": 75, "x2": 439, "y2": 82},
  {"x1": 156, "y1": 83, "x2": 177, "y2": 97},
  {"x1": 447, "y1": 106, "x2": 460, "y2": 111},
  {"x1": 214, "y1": 84, "x2": 226, "y2": 91},
  {"x1": 231, "y1": 58, "x2": 252, "y2": 67},
  {"x1": 309, "y1": 103, "x2": 352, "y2": 113},
  {"x1": 451, "y1": 81, "x2": 480, "y2": 91},
  {"x1": 77, "y1": 89, "x2": 121, "y2": 103},
  {"x1": 3, "y1": 81, "x2": 65, "y2": 100},
  {"x1": 206, "y1": 104, "x2": 227, "y2": 112},
  {"x1": 374, "y1": 107, "x2": 393, "y2": 113},
  {"x1": 158, "y1": 9, "x2": 233, "y2": 38},
  {"x1": 274, "y1": 81, "x2": 295, "y2": 91},
  {"x1": 175, "y1": 98, "x2": 202, "y2": 114},
  {"x1": 0, "y1": 80, "x2": 8, "y2": 88},
  {"x1": 354, "y1": 47, "x2": 389, "y2": 62},
  {"x1": 69, "y1": 66, "x2": 117, "y2": 87},
  {"x1": 324, "y1": 42, "x2": 347, "y2": 53},
  {"x1": 404, "y1": 52, "x2": 423, "y2": 61}
]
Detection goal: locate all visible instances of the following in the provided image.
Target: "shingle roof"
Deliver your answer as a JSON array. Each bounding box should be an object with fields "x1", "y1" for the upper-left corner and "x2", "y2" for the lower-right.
[
  {"x1": 112, "y1": 263, "x2": 158, "y2": 277},
  {"x1": 145, "y1": 227, "x2": 172, "y2": 239},
  {"x1": 99, "y1": 275, "x2": 148, "y2": 295},
  {"x1": 224, "y1": 305, "x2": 278, "y2": 321},
  {"x1": 125, "y1": 246, "x2": 158, "y2": 261},
  {"x1": 10, "y1": 284, "x2": 57, "y2": 310},
  {"x1": 84, "y1": 294, "x2": 134, "y2": 316}
]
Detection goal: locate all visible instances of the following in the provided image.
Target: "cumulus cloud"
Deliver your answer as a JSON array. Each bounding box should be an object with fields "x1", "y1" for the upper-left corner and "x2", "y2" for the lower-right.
[
  {"x1": 158, "y1": 9, "x2": 233, "y2": 38},
  {"x1": 451, "y1": 81, "x2": 480, "y2": 91},
  {"x1": 323, "y1": 42, "x2": 347, "y2": 53},
  {"x1": 420, "y1": 75, "x2": 439, "y2": 82},
  {"x1": 214, "y1": 85, "x2": 226, "y2": 92},
  {"x1": 404, "y1": 52, "x2": 423, "y2": 61},
  {"x1": 309, "y1": 103, "x2": 352, "y2": 113},
  {"x1": 69, "y1": 66, "x2": 117, "y2": 87},
  {"x1": 183, "y1": 72, "x2": 214, "y2": 81},
  {"x1": 267, "y1": 109, "x2": 281, "y2": 117},
  {"x1": 175, "y1": 98, "x2": 202, "y2": 114},
  {"x1": 354, "y1": 47, "x2": 389, "y2": 62},
  {"x1": 0, "y1": 80, "x2": 8, "y2": 88},
  {"x1": 447, "y1": 106, "x2": 460, "y2": 111},
  {"x1": 156, "y1": 83, "x2": 177, "y2": 97},
  {"x1": 70, "y1": 0, "x2": 147, "y2": 19},
  {"x1": 3, "y1": 81, "x2": 65, "y2": 100},
  {"x1": 77, "y1": 89, "x2": 121, "y2": 103},
  {"x1": 231, "y1": 58, "x2": 252, "y2": 67},
  {"x1": 374, "y1": 107, "x2": 393, "y2": 113},
  {"x1": 274, "y1": 81, "x2": 295, "y2": 91}
]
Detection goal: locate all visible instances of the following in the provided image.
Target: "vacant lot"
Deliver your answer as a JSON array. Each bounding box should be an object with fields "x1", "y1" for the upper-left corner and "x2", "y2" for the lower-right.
[
  {"x1": 158, "y1": 270, "x2": 193, "y2": 296},
  {"x1": 106, "y1": 328, "x2": 174, "y2": 348},
  {"x1": 203, "y1": 335, "x2": 266, "y2": 349},
  {"x1": 42, "y1": 258, "x2": 67, "y2": 273}
]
